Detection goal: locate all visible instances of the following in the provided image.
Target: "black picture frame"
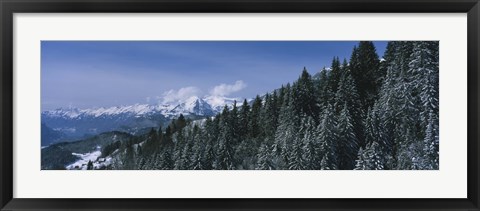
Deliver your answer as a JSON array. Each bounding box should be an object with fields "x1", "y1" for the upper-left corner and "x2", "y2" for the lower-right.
[{"x1": 1, "y1": 0, "x2": 479, "y2": 210}]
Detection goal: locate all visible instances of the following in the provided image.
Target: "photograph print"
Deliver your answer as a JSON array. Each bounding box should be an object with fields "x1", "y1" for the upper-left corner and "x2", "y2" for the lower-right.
[{"x1": 41, "y1": 41, "x2": 439, "y2": 170}]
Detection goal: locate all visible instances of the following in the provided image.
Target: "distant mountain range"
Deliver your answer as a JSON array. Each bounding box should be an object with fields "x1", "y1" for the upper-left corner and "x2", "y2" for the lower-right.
[{"x1": 41, "y1": 96, "x2": 243, "y2": 146}]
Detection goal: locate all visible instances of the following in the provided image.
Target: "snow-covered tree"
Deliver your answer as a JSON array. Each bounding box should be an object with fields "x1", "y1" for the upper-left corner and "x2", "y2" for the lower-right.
[
  {"x1": 350, "y1": 41, "x2": 381, "y2": 111},
  {"x1": 288, "y1": 137, "x2": 305, "y2": 170},
  {"x1": 337, "y1": 102, "x2": 359, "y2": 170},
  {"x1": 301, "y1": 116, "x2": 320, "y2": 169},
  {"x1": 273, "y1": 89, "x2": 298, "y2": 168},
  {"x1": 292, "y1": 67, "x2": 319, "y2": 119},
  {"x1": 256, "y1": 144, "x2": 275, "y2": 170},
  {"x1": 354, "y1": 141, "x2": 384, "y2": 170},
  {"x1": 409, "y1": 41, "x2": 439, "y2": 127},
  {"x1": 422, "y1": 112, "x2": 439, "y2": 169},
  {"x1": 318, "y1": 104, "x2": 338, "y2": 170}
]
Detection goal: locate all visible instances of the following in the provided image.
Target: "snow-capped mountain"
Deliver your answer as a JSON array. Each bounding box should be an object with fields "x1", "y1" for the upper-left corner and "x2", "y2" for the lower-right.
[
  {"x1": 204, "y1": 95, "x2": 239, "y2": 112},
  {"x1": 41, "y1": 96, "x2": 242, "y2": 143},
  {"x1": 168, "y1": 96, "x2": 215, "y2": 117}
]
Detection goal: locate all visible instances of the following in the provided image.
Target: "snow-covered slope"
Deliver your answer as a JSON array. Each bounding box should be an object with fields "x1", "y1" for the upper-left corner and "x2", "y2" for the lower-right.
[
  {"x1": 168, "y1": 96, "x2": 215, "y2": 117},
  {"x1": 204, "y1": 95, "x2": 240, "y2": 113}
]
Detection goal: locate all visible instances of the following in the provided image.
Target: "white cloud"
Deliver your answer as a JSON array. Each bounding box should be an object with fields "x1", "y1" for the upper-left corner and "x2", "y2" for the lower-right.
[
  {"x1": 209, "y1": 80, "x2": 247, "y2": 97},
  {"x1": 161, "y1": 86, "x2": 202, "y2": 104}
]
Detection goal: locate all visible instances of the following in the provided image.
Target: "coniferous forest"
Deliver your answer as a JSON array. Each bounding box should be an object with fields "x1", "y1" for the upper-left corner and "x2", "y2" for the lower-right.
[{"x1": 44, "y1": 41, "x2": 439, "y2": 170}]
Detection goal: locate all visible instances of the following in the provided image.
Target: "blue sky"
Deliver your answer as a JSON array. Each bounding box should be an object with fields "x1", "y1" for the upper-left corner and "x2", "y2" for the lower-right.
[{"x1": 41, "y1": 41, "x2": 387, "y2": 110}]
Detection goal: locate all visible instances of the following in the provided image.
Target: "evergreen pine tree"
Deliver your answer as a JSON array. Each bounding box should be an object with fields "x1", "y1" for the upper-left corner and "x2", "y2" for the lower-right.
[
  {"x1": 261, "y1": 92, "x2": 279, "y2": 144},
  {"x1": 216, "y1": 106, "x2": 236, "y2": 169},
  {"x1": 288, "y1": 136, "x2": 305, "y2": 170},
  {"x1": 301, "y1": 116, "x2": 320, "y2": 169},
  {"x1": 273, "y1": 89, "x2": 298, "y2": 169},
  {"x1": 354, "y1": 141, "x2": 385, "y2": 170},
  {"x1": 318, "y1": 104, "x2": 338, "y2": 170},
  {"x1": 328, "y1": 57, "x2": 342, "y2": 94},
  {"x1": 202, "y1": 142, "x2": 216, "y2": 170},
  {"x1": 349, "y1": 41, "x2": 381, "y2": 111},
  {"x1": 248, "y1": 95, "x2": 263, "y2": 139},
  {"x1": 334, "y1": 70, "x2": 365, "y2": 147},
  {"x1": 123, "y1": 140, "x2": 135, "y2": 170},
  {"x1": 337, "y1": 102, "x2": 359, "y2": 169},
  {"x1": 292, "y1": 67, "x2": 319, "y2": 119},
  {"x1": 256, "y1": 144, "x2": 275, "y2": 170},
  {"x1": 238, "y1": 99, "x2": 250, "y2": 139},
  {"x1": 408, "y1": 41, "x2": 439, "y2": 127},
  {"x1": 316, "y1": 68, "x2": 330, "y2": 108},
  {"x1": 422, "y1": 112, "x2": 439, "y2": 169},
  {"x1": 86, "y1": 160, "x2": 94, "y2": 170},
  {"x1": 161, "y1": 146, "x2": 174, "y2": 170},
  {"x1": 230, "y1": 100, "x2": 239, "y2": 142}
]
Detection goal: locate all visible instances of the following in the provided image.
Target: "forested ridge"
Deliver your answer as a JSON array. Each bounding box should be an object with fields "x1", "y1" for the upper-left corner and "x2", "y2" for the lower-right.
[{"x1": 98, "y1": 41, "x2": 439, "y2": 170}]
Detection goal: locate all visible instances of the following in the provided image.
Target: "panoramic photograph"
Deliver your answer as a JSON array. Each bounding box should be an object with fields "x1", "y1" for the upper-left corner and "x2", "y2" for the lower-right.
[{"x1": 41, "y1": 41, "x2": 439, "y2": 170}]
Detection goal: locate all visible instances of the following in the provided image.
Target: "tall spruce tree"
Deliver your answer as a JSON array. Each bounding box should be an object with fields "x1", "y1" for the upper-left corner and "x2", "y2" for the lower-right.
[
  {"x1": 316, "y1": 68, "x2": 330, "y2": 108},
  {"x1": 422, "y1": 111, "x2": 439, "y2": 169},
  {"x1": 202, "y1": 142, "x2": 216, "y2": 170},
  {"x1": 273, "y1": 89, "x2": 298, "y2": 169},
  {"x1": 256, "y1": 144, "x2": 275, "y2": 170},
  {"x1": 337, "y1": 102, "x2": 359, "y2": 170},
  {"x1": 216, "y1": 106, "x2": 236, "y2": 170},
  {"x1": 288, "y1": 136, "x2": 305, "y2": 170},
  {"x1": 261, "y1": 92, "x2": 279, "y2": 144},
  {"x1": 238, "y1": 99, "x2": 250, "y2": 138},
  {"x1": 292, "y1": 67, "x2": 319, "y2": 119},
  {"x1": 334, "y1": 70, "x2": 365, "y2": 147},
  {"x1": 350, "y1": 41, "x2": 381, "y2": 111},
  {"x1": 328, "y1": 57, "x2": 342, "y2": 94},
  {"x1": 318, "y1": 104, "x2": 338, "y2": 170},
  {"x1": 409, "y1": 41, "x2": 439, "y2": 127},
  {"x1": 301, "y1": 116, "x2": 320, "y2": 169},
  {"x1": 160, "y1": 146, "x2": 174, "y2": 170},
  {"x1": 249, "y1": 95, "x2": 263, "y2": 139}
]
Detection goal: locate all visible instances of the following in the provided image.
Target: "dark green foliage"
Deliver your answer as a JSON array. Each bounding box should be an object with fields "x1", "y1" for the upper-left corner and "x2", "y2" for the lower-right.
[
  {"x1": 318, "y1": 104, "x2": 338, "y2": 170},
  {"x1": 41, "y1": 144, "x2": 78, "y2": 170},
  {"x1": 315, "y1": 68, "x2": 331, "y2": 108},
  {"x1": 334, "y1": 70, "x2": 365, "y2": 147},
  {"x1": 350, "y1": 41, "x2": 381, "y2": 111},
  {"x1": 422, "y1": 112, "x2": 439, "y2": 169},
  {"x1": 337, "y1": 102, "x2": 359, "y2": 170},
  {"x1": 256, "y1": 144, "x2": 275, "y2": 170},
  {"x1": 328, "y1": 57, "x2": 342, "y2": 94},
  {"x1": 301, "y1": 117, "x2": 320, "y2": 169},
  {"x1": 101, "y1": 141, "x2": 121, "y2": 158},
  {"x1": 292, "y1": 67, "x2": 319, "y2": 119},
  {"x1": 354, "y1": 141, "x2": 385, "y2": 170},
  {"x1": 238, "y1": 99, "x2": 250, "y2": 138},
  {"x1": 216, "y1": 107, "x2": 236, "y2": 169},
  {"x1": 86, "y1": 160, "x2": 94, "y2": 170},
  {"x1": 261, "y1": 93, "x2": 279, "y2": 144},
  {"x1": 122, "y1": 139, "x2": 136, "y2": 170},
  {"x1": 249, "y1": 95, "x2": 263, "y2": 139}
]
